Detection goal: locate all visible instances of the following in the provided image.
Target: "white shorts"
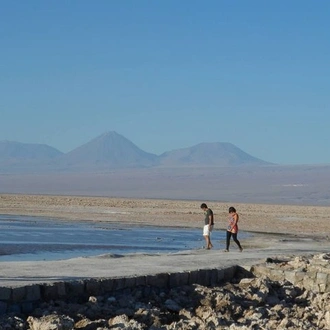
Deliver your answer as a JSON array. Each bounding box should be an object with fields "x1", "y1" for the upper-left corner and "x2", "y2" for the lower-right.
[{"x1": 203, "y1": 224, "x2": 213, "y2": 236}]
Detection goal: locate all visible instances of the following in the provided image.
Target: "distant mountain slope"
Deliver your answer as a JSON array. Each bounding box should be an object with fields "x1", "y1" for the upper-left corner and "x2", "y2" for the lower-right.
[
  {"x1": 0, "y1": 141, "x2": 63, "y2": 162},
  {"x1": 0, "y1": 141, "x2": 63, "y2": 172},
  {"x1": 59, "y1": 131, "x2": 159, "y2": 169},
  {"x1": 158, "y1": 142, "x2": 272, "y2": 166}
]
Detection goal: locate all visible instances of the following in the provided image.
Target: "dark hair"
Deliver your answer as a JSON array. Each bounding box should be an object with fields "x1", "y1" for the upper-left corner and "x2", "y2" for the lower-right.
[
  {"x1": 200, "y1": 203, "x2": 207, "y2": 209},
  {"x1": 229, "y1": 206, "x2": 236, "y2": 213}
]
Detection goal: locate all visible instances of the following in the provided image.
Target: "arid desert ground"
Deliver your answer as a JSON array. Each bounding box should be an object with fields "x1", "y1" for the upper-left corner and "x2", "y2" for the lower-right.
[
  {"x1": 1, "y1": 193, "x2": 330, "y2": 288},
  {"x1": 1, "y1": 193, "x2": 329, "y2": 239}
]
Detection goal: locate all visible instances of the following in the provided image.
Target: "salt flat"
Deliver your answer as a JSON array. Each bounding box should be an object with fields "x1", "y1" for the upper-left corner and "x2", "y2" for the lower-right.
[{"x1": 0, "y1": 194, "x2": 330, "y2": 288}]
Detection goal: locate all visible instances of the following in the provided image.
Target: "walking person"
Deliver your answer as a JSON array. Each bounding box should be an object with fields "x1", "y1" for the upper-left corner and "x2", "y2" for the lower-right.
[
  {"x1": 225, "y1": 206, "x2": 243, "y2": 252},
  {"x1": 200, "y1": 203, "x2": 214, "y2": 249}
]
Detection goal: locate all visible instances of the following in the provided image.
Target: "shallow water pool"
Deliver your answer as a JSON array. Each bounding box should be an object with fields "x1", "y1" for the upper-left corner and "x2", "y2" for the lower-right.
[{"x1": 0, "y1": 214, "x2": 247, "y2": 261}]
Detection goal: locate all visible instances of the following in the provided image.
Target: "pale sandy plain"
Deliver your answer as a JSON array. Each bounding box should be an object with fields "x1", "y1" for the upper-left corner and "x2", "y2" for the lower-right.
[
  {"x1": 1, "y1": 194, "x2": 330, "y2": 236},
  {"x1": 1, "y1": 194, "x2": 330, "y2": 288}
]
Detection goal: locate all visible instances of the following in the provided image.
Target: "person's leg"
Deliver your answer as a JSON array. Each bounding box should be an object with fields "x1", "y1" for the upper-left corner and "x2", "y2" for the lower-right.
[
  {"x1": 208, "y1": 226, "x2": 213, "y2": 249},
  {"x1": 208, "y1": 238, "x2": 213, "y2": 249},
  {"x1": 225, "y1": 231, "x2": 231, "y2": 251},
  {"x1": 205, "y1": 235, "x2": 213, "y2": 250},
  {"x1": 232, "y1": 233, "x2": 243, "y2": 251},
  {"x1": 204, "y1": 234, "x2": 210, "y2": 249},
  {"x1": 203, "y1": 225, "x2": 211, "y2": 249}
]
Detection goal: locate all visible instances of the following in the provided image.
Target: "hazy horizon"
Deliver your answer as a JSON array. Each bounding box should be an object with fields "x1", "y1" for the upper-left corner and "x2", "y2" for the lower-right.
[{"x1": 1, "y1": 165, "x2": 330, "y2": 207}]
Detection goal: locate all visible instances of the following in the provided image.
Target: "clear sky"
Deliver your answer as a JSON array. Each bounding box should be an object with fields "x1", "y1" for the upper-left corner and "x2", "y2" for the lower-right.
[{"x1": 1, "y1": 1, "x2": 329, "y2": 165}]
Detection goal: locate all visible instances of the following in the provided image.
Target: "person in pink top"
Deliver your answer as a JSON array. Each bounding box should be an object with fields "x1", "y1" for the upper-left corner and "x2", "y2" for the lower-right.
[{"x1": 225, "y1": 206, "x2": 243, "y2": 252}]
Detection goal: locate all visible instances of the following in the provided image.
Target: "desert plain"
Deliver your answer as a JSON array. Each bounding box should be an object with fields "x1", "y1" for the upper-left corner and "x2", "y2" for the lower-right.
[
  {"x1": 1, "y1": 193, "x2": 329, "y2": 237},
  {"x1": 1, "y1": 193, "x2": 330, "y2": 288}
]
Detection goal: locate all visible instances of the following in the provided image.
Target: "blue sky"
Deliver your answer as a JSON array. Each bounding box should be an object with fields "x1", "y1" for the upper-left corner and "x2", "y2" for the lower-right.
[{"x1": 1, "y1": 1, "x2": 329, "y2": 165}]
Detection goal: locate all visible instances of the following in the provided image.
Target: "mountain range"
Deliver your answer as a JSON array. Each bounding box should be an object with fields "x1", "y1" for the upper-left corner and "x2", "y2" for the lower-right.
[
  {"x1": 1, "y1": 132, "x2": 330, "y2": 206},
  {"x1": 0, "y1": 131, "x2": 271, "y2": 173}
]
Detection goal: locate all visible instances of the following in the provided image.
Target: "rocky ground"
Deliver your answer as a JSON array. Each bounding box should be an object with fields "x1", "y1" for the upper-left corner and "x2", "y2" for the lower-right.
[
  {"x1": 1, "y1": 194, "x2": 330, "y2": 329},
  {"x1": 2, "y1": 253, "x2": 330, "y2": 329}
]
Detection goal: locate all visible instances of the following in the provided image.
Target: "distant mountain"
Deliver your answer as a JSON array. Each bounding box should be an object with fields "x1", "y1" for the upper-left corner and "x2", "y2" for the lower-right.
[
  {"x1": 0, "y1": 132, "x2": 273, "y2": 173},
  {"x1": 158, "y1": 142, "x2": 271, "y2": 166},
  {"x1": 0, "y1": 141, "x2": 63, "y2": 161},
  {"x1": 0, "y1": 141, "x2": 63, "y2": 171},
  {"x1": 58, "y1": 131, "x2": 159, "y2": 170}
]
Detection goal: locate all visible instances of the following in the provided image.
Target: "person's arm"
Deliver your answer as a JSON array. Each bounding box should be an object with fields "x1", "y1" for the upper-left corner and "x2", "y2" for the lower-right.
[
  {"x1": 232, "y1": 213, "x2": 238, "y2": 226},
  {"x1": 208, "y1": 211, "x2": 213, "y2": 226},
  {"x1": 228, "y1": 213, "x2": 237, "y2": 230},
  {"x1": 228, "y1": 215, "x2": 233, "y2": 230}
]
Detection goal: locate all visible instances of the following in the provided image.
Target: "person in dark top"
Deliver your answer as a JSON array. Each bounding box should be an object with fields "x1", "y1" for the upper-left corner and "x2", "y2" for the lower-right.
[{"x1": 200, "y1": 203, "x2": 214, "y2": 249}]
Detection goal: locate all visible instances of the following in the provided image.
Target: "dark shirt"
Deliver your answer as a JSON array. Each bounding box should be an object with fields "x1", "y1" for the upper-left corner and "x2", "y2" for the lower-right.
[{"x1": 204, "y1": 208, "x2": 214, "y2": 225}]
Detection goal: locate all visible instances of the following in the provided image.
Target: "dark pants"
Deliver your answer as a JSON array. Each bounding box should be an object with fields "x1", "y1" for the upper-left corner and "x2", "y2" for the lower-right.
[{"x1": 226, "y1": 231, "x2": 242, "y2": 250}]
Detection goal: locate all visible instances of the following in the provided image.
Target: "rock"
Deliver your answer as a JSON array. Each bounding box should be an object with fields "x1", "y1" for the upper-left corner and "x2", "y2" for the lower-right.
[
  {"x1": 164, "y1": 299, "x2": 181, "y2": 312},
  {"x1": 27, "y1": 315, "x2": 74, "y2": 330},
  {"x1": 74, "y1": 317, "x2": 107, "y2": 330},
  {"x1": 1, "y1": 253, "x2": 330, "y2": 330}
]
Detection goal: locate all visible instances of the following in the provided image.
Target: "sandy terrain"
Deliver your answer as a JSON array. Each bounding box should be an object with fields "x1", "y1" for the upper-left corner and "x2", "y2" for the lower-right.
[
  {"x1": 1, "y1": 193, "x2": 329, "y2": 238},
  {"x1": 1, "y1": 193, "x2": 330, "y2": 288}
]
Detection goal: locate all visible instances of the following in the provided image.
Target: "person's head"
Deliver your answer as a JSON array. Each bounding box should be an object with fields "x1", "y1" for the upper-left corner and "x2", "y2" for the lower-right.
[
  {"x1": 229, "y1": 206, "x2": 236, "y2": 213},
  {"x1": 200, "y1": 203, "x2": 208, "y2": 210}
]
